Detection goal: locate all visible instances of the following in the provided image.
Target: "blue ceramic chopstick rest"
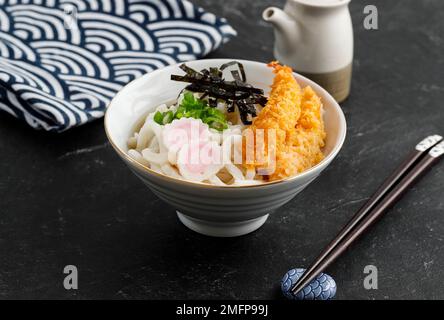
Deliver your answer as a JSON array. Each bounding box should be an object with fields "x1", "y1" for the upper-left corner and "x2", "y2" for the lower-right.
[{"x1": 281, "y1": 268, "x2": 337, "y2": 300}]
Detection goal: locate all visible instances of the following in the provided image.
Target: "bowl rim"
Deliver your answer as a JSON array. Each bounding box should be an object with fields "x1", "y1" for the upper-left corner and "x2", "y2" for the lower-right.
[{"x1": 104, "y1": 58, "x2": 347, "y2": 189}]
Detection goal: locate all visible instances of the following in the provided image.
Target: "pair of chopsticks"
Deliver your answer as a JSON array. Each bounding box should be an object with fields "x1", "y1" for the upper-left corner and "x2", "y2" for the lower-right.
[{"x1": 291, "y1": 134, "x2": 444, "y2": 296}]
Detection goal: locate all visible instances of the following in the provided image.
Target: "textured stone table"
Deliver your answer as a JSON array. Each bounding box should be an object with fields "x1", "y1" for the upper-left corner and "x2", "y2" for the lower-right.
[{"x1": 1, "y1": 0, "x2": 443, "y2": 299}]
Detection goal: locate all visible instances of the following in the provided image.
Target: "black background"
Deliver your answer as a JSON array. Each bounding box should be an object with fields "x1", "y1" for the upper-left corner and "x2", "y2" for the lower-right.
[{"x1": 1, "y1": 0, "x2": 443, "y2": 299}]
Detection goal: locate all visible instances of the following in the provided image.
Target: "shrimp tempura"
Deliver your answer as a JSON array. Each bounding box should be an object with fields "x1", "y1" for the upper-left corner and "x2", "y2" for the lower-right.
[
  {"x1": 244, "y1": 61, "x2": 326, "y2": 181},
  {"x1": 244, "y1": 61, "x2": 302, "y2": 174},
  {"x1": 276, "y1": 86, "x2": 326, "y2": 181}
]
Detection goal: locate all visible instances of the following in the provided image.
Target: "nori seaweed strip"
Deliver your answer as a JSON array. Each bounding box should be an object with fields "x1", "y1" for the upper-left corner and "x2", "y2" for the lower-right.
[
  {"x1": 242, "y1": 101, "x2": 258, "y2": 116},
  {"x1": 200, "y1": 69, "x2": 210, "y2": 77},
  {"x1": 231, "y1": 70, "x2": 241, "y2": 81},
  {"x1": 180, "y1": 64, "x2": 202, "y2": 77},
  {"x1": 209, "y1": 67, "x2": 223, "y2": 80},
  {"x1": 252, "y1": 94, "x2": 268, "y2": 106},
  {"x1": 227, "y1": 99, "x2": 235, "y2": 113},
  {"x1": 227, "y1": 70, "x2": 240, "y2": 113},
  {"x1": 171, "y1": 61, "x2": 268, "y2": 124},
  {"x1": 171, "y1": 75, "x2": 264, "y2": 95},
  {"x1": 209, "y1": 98, "x2": 217, "y2": 108},
  {"x1": 220, "y1": 61, "x2": 246, "y2": 82},
  {"x1": 245, "y1": 95, "x2": 267, "y2": 107},
  {"x1": 237, "y1": 100, "x2": 254, "y2": 124},
  {"x1": 185, "y1": 83, "x2": 250, "y2": 101}
]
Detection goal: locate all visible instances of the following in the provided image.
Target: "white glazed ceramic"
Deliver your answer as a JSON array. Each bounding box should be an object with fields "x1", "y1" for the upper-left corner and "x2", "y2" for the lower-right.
[
  {"x1": 263, "y1": 0, "x2": 354, "y2": 102},
  {"x1": 263, "y1": 0, "x2": 353, "y2": 74},
  {"x1": 105, "y1": 59, "x2": 347, "y2": 237}
]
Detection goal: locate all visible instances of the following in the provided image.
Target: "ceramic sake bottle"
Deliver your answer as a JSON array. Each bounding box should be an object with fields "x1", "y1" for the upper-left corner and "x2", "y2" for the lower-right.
[{"x1": 263, "y1": 0, "x2": 353, "y2": 103}]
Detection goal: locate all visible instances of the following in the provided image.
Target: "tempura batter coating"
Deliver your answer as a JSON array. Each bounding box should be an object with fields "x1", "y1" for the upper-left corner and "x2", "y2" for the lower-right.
[
  {"x1": 245, "y1": 62, "x2": 326, "y2": 181},
  {"x1": 245, "y1": 62, "x2": 301, "y2": 169},
  {"x1": 272, "y1": 86, "x2": 326, "y2": 181},
  {"x1": 252, "y1": 61, "x2": 302, "y2": 134}
]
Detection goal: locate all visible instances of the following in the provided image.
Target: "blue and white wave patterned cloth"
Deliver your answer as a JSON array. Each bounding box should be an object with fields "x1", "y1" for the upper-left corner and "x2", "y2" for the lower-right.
[{"x1": 0, "y1": 0, "x2": 236, "y2": 132}]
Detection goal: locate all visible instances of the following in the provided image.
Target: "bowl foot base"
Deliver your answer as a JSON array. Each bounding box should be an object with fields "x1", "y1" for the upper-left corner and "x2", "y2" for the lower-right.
[{"x1": 177, "y1": 212, "x2": 269, "y2": 237}]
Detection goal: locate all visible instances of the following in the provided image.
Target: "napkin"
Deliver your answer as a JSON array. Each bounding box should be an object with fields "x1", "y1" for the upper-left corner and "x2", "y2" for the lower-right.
[{"x1": 0, "y1": 0, "x2": 236, "y2": 132}]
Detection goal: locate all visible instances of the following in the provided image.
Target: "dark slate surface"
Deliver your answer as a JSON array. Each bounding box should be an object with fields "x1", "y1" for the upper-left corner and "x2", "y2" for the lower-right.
[{"x1": 0, "y1": 0, "x2": 443, "y2": 300}]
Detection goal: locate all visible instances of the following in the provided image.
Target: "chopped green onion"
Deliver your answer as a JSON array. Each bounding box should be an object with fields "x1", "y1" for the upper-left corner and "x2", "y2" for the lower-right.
[
  {"x1": 153, "y1": 111, "x2": 164, "y2": 125},
  {"x1": 208, "y1": 120, "x2": 228, "y2": 131},
  {"x1": 153, "y1": 92, "x2": 228, "y2": 130},
  {"x1": 183, "y1": 92, "x2": 195, "y2": 103},
  {"x1": 175, "y1": 112, "x2": 184, "y2": 119},
  {"x1": 205, "y1": 107, "x2": 225, "y2": 120},
  {"x1": 162, "y1": 111, "x2": 174, "y2": 124}
]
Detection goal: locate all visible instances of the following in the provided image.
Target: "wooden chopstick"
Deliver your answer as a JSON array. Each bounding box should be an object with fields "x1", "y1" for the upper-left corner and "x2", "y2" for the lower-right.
[{"x1": 291, "y1": 135, "x2": 444, "y2": 296}]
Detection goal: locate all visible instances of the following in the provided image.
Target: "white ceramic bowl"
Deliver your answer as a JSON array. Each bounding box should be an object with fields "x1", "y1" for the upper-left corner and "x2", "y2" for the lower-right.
[{"x1": 105, "y1": 59, "x2": 346, "y2": 237}]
